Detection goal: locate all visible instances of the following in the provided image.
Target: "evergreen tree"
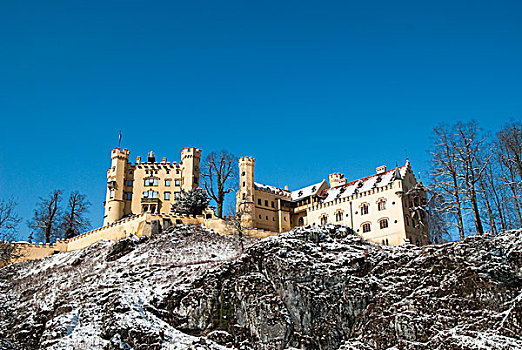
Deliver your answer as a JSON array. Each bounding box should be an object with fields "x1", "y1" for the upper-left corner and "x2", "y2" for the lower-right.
[{"x1": 171, "y1": 189, "x2": 210, "y2": 216}]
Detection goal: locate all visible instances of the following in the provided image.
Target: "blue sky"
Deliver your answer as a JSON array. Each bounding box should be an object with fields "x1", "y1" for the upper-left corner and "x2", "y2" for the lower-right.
[{"x1": 0, "y1": 0, "x2": 521, "y2": 239}]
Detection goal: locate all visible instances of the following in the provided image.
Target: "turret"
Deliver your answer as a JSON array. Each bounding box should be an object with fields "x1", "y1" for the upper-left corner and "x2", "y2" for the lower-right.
[
  {"x1": 181, "y1": 147, "x2": 202, "y2": 190},
  {"x1": 328, "y1": 173, "x2": 346, "y2": 188},
  {"x1": 104, "y1": 148, "x2": 129, "y2": 225},
  {"x1": 237, "y1": 156, "x2": 256, "y2": 227}
]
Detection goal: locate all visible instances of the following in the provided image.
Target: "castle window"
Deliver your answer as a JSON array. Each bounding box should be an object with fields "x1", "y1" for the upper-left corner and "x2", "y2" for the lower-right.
[
  {"x1": 127, "y1": 180, "x2": 133, "y2": 186},
  {"x1": 166, "y1": 170, "x2": 170, "y2": 174},
  {"x1": 298, "y1": 217, "x2": 304, "y2": 226},
  {"x1": 243, "y1": 182, "x2": 245, "y2": 187},
  {"x1": 265, "y1": 200, "x2": 268, "y2": 207},
  {"x1": 258, "y1": 199, "x2": 261, "y2": 205},
  {"x1": 272, "y1": 217, "x2": 275, "y2": 221},
  {"x1": 110, "y1": 189, "x2": 115, "y2": 199},
  {"x1": 335, "y1": 211, "x2": 343, "y2": 222},
  {"x1": 174, "y1": 192, "x2": 180, "y2": 199},
  {"x1": 194, "y1": 177, "x2": 198, "y2": 185},
  {"x1": 143, "y1": 190, "x2": 159, "y2": 199},
  {"x1": 266, "y1": 216, "x2": 268, "y2": 220},
  {"x1": 243, "y1": 193, "x2": 246, "y2": 200},
  {"x1": 144, "y1": 178, "x2": 158, "y2": 187},
  {"x1": 271, "y1": 201, "x2": 275, "y2": 208},
  {"x1": 164, "y1": 192, "x2": 171, "y2": 200},
  {"x1": 259, "y1": 215, "x2": 262, "y2": 219},
  {"x1": 378, "y1": 200, "x2": 386, "y2": 211},
  {"x1": 125, "y1": 192, "x2": 132, "y2": 200},
  {"x1": 165, "y1": 180, "x2": 171, "y2": 187},
  {"x1": 320, "y1": 215, "x2": 328, "y2": 225},
  {"x1": 361, "y1": 203, "x2": 369, "y2": 215},
  {"x1": 242, "y1": 171, "x2": 245, "y2": 176},
  {"x1": 175, "y1": 180, "x2": 180, "y2": 186},
  {"x1": 362, "y1": 223, "x2": 371, "y2": 233},
  {"x1": 379, "y1": 219, "x2": 389, "y2": 229}
]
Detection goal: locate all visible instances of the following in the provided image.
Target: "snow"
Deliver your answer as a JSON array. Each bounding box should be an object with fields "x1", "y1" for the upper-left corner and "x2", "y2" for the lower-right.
[
  {"x1": 322, "y1": 166, "x2": 407, "y2": 203},
  {"x1": 254, "y1": 180, "x2": 326, "y2": 202}
]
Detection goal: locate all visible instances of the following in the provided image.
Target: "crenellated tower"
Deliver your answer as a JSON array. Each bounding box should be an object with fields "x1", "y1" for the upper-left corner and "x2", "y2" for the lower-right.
[
  {"x1": 237, "y1": 156, "x2": 256, "y2": 227},
  {"x1": 104, "y1": 148, "x2": 130, "y2": 226},
  {"x1": 181, "y1": 147, "x2": 202, "y2": 191}
]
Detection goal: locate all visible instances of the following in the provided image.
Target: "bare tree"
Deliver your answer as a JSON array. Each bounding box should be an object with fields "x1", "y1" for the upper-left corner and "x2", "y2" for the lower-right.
[
  {"x1": 60, "y1": 191, "x2": 91, "y2": 240},
  {"x1": 226, "y1": 202, "x2": 251, "y2": 253},
  {"x1": 201, "y1": 151, "x2": 238, "y2": 218},
  {"x1": 430, "y1": 125, "x2": 466, "y2": 240},
  {"x1": 453, "y1": 121, "x2": 490, "y2": 235},
  {"x1": 0, "y1": 198, "x2": 22, "y2": 265},
  {"x1": 28, "y1": 190, "x2": 62, "y2": 243},
  {"x1": 497, "y1": 122, "x2": 522, "y2": 228}
]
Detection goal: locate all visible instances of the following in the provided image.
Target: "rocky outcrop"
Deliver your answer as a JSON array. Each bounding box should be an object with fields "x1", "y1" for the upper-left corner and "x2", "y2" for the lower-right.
[{"x1": 1, "y1": 224, "x2": 521, "y2": 349}]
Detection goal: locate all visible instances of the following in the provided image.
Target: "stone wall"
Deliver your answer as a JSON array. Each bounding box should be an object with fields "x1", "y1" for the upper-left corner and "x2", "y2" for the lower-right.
[{"x1": 11, "y1": 213, "x2": 247, "y2": 264}]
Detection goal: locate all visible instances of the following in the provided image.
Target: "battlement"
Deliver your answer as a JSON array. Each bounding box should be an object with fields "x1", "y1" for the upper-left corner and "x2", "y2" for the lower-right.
[
  {"x1": 329, "y1": 173, "x2": 347, "y2": 187},
  {"x1": 181, "y1": 147, "x2": 202, "y2": 158},
  {"x1": 111, "y1": 148, "x2": 130, "y2": 159},
  {"x1": 239, "y1": 156, "x2": 256, "y2": 163},
  {"x1": 254, "y1": 184, "x2": 291, "y2": 198}
]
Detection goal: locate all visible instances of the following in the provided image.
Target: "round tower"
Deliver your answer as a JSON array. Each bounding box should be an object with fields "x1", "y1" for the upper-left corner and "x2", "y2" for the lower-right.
[
  {"x1": 237, "y1": 156, "x2": 256, "y2": 227},
  {"x1": 104, "y1": 148, "x2": 129, "y2": 226},
  {"x1": 181, "y1": 147, "x2": 202, "y2": 191}
]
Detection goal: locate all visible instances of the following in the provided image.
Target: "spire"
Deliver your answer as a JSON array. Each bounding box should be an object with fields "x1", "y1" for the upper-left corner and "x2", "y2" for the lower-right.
[{"x1": 393, "y1": 166, "x2": 402, "y2": 181}]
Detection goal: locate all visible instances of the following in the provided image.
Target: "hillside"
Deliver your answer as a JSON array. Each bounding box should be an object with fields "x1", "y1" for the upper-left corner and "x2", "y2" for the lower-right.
[{"x1": 1, "y1": 225, "x2": 521, "y2": 349}]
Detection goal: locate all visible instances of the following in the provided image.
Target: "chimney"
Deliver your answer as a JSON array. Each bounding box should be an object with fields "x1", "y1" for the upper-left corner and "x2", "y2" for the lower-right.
[
  {"x1": 136, "y1": 156, "x2": 141, "y2": 164},
  {"x1": 161, "y1": 157, "x2": 167, "y2": 163},
  {"x1": 148, "y1": 151, "x2": 156, "y2": 163},
  {"x1": 284, "y1": 185, "x2": 288, "y2": 190},
  {"x1": 376, "y1": 165, "x2": 387, "y2": 174}
]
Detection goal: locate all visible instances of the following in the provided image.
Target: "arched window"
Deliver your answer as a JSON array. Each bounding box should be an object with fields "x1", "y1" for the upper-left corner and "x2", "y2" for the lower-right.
[
  {"x1": 298, "y1": 217, "x2": 304, "y2": 226},
  {"x1": 379, "y1": 218, "x2": 389, "y2": 229},
  {"x1": 361, "y1": 203, "x2": 369, "y2": 215},
  {"x1": 320, "y1": 215, "x2": 328, "y2": 225},
  {"x1": 335, "y1": 211, "x2": 343, "y2": 222},
  {"x1": 362, "y1": 222, "x2": 371, "y2": 233},
  {"x1": 377, "y1": 199, "x2": 386, "y2": 211}
]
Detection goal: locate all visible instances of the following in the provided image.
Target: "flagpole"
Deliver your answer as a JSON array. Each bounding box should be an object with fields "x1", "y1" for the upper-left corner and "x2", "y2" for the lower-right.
[{"x1": 118, "y1": 130, "x2": 122, "y2": 148}]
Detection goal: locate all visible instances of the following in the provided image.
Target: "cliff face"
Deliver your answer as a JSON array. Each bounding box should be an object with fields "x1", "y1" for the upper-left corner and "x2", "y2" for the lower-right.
[{"x1": 1, "y1": 225, "x2": 521, "y2": 350}]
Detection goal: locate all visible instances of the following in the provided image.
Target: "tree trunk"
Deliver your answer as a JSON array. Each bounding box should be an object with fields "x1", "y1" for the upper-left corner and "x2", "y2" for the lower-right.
[
  {"x1": 479, "y1": 178, "x2": 496, "y2": 234},
  {"x1": 469, "y1": 185, "x2": 484, "y2": 234},
  {"x1": 453, "y1": 174, "x2": 466, "y2": 240}
]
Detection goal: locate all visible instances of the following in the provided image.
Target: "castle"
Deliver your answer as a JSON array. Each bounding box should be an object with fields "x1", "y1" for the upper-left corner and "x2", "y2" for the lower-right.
[
  {"x1": 104, "y1": 147, "x2": 202, "y2": 225},
  {"x1": 236, "y1": 157, "x2": 429, "y2": 246},
  {"x1": 10, "y1": 147, "x2": 430, "y2": 265}
]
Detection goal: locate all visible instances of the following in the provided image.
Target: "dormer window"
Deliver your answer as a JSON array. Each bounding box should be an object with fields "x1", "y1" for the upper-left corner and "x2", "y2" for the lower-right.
[
  {"x1": 357, "y1": 181, "x2": 363, "y2": 188},
  {"x1": 298, "y1": 190, "x2": 303, "y2": 197},
  {"x1": 311, "y1": 186, "x2": 316, "y2": 192}
]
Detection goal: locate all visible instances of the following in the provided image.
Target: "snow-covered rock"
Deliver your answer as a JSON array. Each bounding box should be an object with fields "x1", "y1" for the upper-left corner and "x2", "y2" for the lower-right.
[{"x1": 1, "y1": 224, "x2": 521, "y2": 349}]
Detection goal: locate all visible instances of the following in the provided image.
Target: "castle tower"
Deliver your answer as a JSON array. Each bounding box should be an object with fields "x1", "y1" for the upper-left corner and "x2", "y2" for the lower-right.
[
  {"x1": 181, "y1": 147, "x2": 202, "y2": 191},
  {"x1": 237, "y1": 156, "x2": 256, "y2": 227},
  {"x1": 104, "y1": 148, "x2": 130, "y2": 225}
]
